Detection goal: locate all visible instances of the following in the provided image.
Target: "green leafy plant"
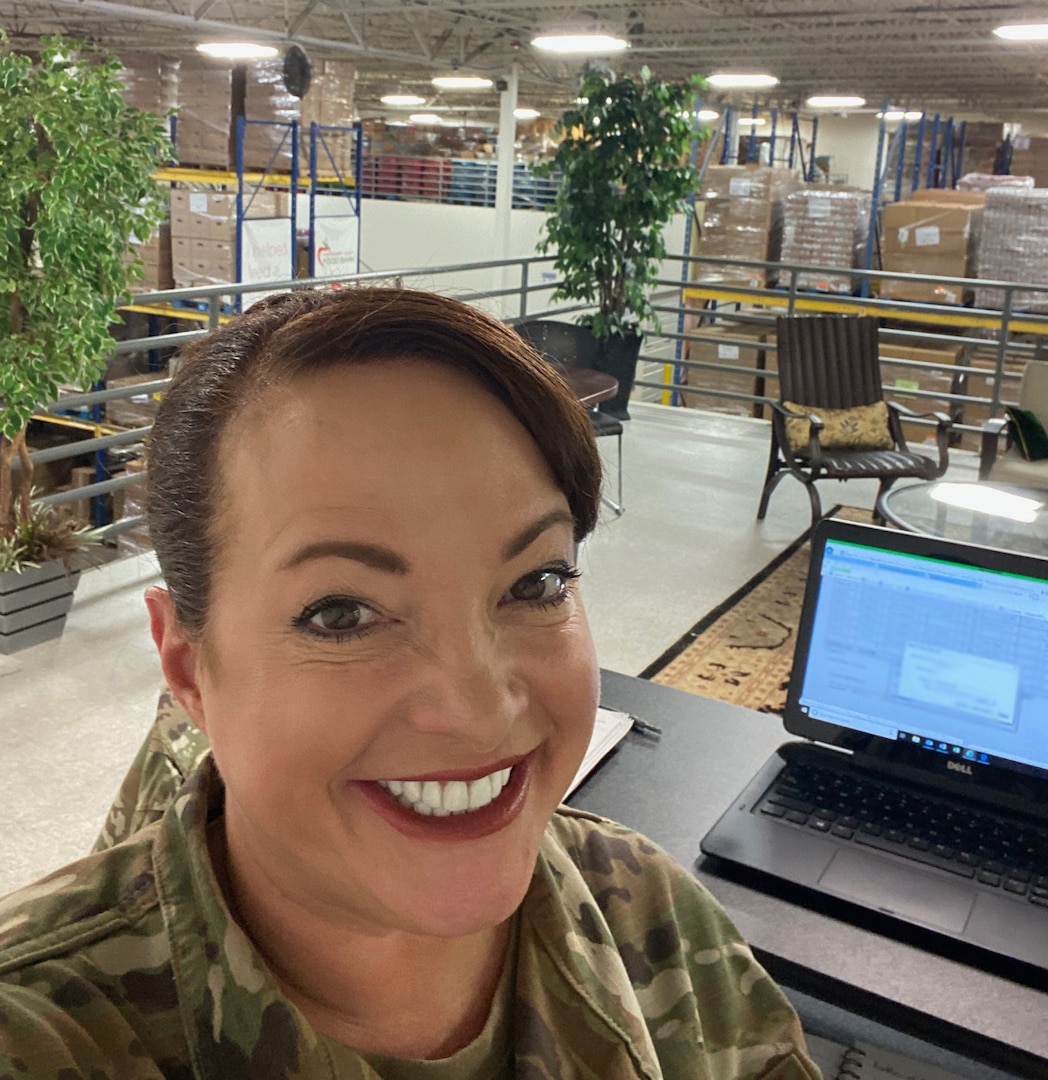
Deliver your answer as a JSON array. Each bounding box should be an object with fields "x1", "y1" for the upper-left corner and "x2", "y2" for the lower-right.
[
  {"x1": 537, "y1": 67, "x2": 706, "y2": 339},
  {"x1": 0, "y1": 33, "x2": 171, "y2": 568}
]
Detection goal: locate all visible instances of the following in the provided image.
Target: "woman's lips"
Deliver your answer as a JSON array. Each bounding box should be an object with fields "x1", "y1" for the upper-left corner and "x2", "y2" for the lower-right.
[{"x1": 352, "y1": 751, "x2": 533, "y2": 842}]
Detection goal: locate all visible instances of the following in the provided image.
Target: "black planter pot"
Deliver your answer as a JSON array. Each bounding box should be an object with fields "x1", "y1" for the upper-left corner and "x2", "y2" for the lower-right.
[{"x1": 594, "y1": 332, "x2": 642, "y2": 420}]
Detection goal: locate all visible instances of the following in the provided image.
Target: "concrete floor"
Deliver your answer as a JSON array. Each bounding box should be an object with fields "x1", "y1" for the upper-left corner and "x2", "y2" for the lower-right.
[{"x1": 0, "y1": 402, "x2": 979, "y2": 895}]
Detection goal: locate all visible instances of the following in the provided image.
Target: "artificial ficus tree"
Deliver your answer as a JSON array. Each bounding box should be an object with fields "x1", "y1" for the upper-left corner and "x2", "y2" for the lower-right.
[
  {"x1": 538, "y1": 66, "x2": 705, "y2": 339},
  {"x1": 0, "y1": 34, "x2": 170, "y2": 564}
]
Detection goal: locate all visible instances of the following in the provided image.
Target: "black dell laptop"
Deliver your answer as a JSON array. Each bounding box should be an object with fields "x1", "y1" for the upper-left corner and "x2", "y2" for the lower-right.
[{"x1": 700, "y1": 515, "x2": 1048, "y2": 972}]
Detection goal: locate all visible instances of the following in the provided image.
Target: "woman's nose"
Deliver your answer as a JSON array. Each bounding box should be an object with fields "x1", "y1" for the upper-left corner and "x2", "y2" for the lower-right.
[{"x1": 403, "y1": 631, "x2": 528, "y2": 750}]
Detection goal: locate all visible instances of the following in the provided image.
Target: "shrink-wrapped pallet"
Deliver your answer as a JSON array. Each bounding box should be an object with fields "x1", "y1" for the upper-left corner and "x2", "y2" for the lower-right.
[
  {"x1": 116, "y1": 52, "x2": 178, "y2": 119},
  {"x1": 974, "y1": 188, "x2": 1048, "y2": 313},
  {"x1": 241, "y1": 59, "x2": 302, "y2": 172},
  {"x1": 779, "y1": 185, "x2": 871, "y2": 294},
  {"x1": 693, "y1": 166, "x2": 796, "y2": 288},
  {"x1": 957, "y1": 172, "x2": 1034, "y2": 192},
  {"x1": 175, "y1": 55, "x2": 234, "y2": 168}
]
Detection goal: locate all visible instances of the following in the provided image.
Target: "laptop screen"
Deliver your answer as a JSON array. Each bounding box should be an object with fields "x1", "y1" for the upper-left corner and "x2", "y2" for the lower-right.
[{"x1": 785, "y1": 521, "x2": 1048, "y2": 781}]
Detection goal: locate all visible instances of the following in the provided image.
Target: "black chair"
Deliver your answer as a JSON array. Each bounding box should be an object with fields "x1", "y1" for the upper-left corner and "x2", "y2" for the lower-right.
[
  {"x1": 759, "y1": 315, "x2": 951, "y2": 525},
  {"x1": 514, "y1": 319, "x2": 624, "y2": 516}
]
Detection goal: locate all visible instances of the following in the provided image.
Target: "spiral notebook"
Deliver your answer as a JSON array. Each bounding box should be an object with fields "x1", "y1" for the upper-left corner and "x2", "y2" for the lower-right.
[{"x1": 806, "y1": 1035, "x2": 965, "y2": 1080}]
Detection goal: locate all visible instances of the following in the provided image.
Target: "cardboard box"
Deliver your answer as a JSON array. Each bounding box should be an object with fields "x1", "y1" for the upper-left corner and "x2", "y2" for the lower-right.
[
  {"x1": 909, "y1": 188, "x2": 986, "y2": 207},
  {"x1": 880, "y1": 200, "x2": 981, "y2": 304},
  {"x1": 106, "y1": 373, "x2": 164, "y2": 429},
  {"x1": 956, "y1": 353, "x2": 1029, "y2": 451},
  {"x1": 124, "y1": 223, "x2": 173, "y2": 293},
  {"x1": 878, "y1": 342, "x2": 965, "y2": 445},
  {"x1": 692, "y1": 166, "x2": 796, "y2": 288},
  {"x1": 681, "y1": 326, "x2": 770, "y2": 416}
]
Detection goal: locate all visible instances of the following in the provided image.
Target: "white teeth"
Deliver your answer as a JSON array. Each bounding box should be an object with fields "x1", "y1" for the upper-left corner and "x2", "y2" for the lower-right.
[
  {"x1": 467, "y1": 775, "x2": 492, "y2": 810},
  {"x1": 377, "y1": 765, "x2": 514, "y2": 816},
  {"x1": 443, "y1": 780, "x2": 469, "y2": 813}
]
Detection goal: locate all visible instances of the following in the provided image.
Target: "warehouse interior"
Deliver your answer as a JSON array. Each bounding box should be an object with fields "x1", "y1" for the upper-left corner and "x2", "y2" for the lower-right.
[{"x1": 3, "y1": 3, "x2": 1048, "y2": 1077}]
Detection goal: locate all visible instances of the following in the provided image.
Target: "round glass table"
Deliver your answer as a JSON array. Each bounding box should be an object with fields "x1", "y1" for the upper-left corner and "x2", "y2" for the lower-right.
[{"x1": 878, "y1": 481, "x2": 1048, "y2": 557}]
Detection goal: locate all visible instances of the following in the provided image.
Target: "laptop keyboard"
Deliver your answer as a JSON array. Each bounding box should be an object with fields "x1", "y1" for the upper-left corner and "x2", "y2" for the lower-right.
[{"x1": 760, "y1": 760, "x2": 1048, "y2": 906}]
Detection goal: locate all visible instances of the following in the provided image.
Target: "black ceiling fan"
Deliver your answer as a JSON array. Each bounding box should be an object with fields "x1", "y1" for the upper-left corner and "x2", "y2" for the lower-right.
[{"x1": 283, "y1": 44, "x2": 312, "y2": 98}]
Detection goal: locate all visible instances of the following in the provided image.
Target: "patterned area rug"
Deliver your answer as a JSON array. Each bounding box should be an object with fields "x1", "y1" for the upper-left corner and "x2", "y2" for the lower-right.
[{"x1": 640, "y1": 507, "x2": 873, "y2": 715}]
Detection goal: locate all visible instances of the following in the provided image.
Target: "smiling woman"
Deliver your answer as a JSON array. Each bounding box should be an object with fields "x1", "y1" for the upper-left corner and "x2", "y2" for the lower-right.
[{"x1": 0, "y1": 288, "x2": 821, "y2": 1079}]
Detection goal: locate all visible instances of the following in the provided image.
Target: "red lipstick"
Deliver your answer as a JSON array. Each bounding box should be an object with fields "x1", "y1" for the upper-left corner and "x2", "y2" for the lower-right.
[{"x1": 351, "y1": 751, "x2": 533, "y2": 842}]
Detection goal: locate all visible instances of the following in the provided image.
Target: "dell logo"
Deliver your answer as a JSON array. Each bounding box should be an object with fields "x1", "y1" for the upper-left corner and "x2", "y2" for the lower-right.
[{"x1": 947, "y1": 760, "x2": 973, "y2": 776}]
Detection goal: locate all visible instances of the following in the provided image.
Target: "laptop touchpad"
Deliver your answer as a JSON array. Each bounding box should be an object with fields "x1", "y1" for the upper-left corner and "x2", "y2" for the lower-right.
[{"x1": 819, "y1": 848, "x2": 974, "y2": 934}]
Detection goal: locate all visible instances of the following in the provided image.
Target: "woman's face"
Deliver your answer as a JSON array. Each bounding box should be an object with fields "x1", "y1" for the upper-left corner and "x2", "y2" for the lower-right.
[{"x1": 186, "y1": 358, "x2": 598, "y2": 938}]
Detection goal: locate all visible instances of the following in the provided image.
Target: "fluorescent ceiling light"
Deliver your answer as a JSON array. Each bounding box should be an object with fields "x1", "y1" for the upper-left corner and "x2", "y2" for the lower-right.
[
  {"x1": 531, "y1": 33, "x2": 628, "y2": 54},
  {"x1": 196, "y1": 42, "x2": 278, "y2": 60},
  {"x1": 994, "y1": 23, "x2": 1048, "y2": 41},
  {"x1": 737, "y1": 117, "x2": 767, "y2": 127},
  {"x1": 807, "y1": 95, "x2": 866, "y2": 108},
  {"x1": 707, "y1": 72, "x2": 779, "y2": 89},
  {"x1": 514, "y1": 107, "x2": 541, "y2": 120},
  {"x1": 409, "y1": 113, "x2": 444, "y2": 125},
  {"x1": 381, "y1": 94, "x2": 426, "y2": 107},
  {"x1": 697, "y1": 109, "x2": 720, "y2": 121},
  {"x1": 432, "y1": 76, "x2": 493, "y2": 90},
  {"x1": 878, "y1": 109, "x2": 925, "y2": 121},
  {"x1": 930, "y1": 482, "x2": 1043, "y2": 523}
]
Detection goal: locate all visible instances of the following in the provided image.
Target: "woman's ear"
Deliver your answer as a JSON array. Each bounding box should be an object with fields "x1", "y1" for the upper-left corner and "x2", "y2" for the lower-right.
[{"x1": 145, "y1": 586, "x2": 210, "y2": 737}]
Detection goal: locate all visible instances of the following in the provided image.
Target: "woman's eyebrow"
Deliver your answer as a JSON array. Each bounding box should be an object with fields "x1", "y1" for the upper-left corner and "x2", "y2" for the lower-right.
[
  {"x1": 279, "y1": 540, "x2": 409, "y2": 575},
  {"x1": 502, "y1": 509, "x2": 574, "y2": 562}
]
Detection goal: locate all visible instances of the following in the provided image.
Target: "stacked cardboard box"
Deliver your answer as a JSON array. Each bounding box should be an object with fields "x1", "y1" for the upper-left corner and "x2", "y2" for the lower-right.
[
  {"x1": 175, "y1": 56, "x2": 234, "y2": 168},
  {"x1": 953, "y1": 350, "x2": 1030, "y2": 452},
  {"x1": 779, "y1": 185, "x2": 871, "y2": 294},
  {"x1": 240, "y1": 59, "x2": 302, "y2": 172},
  {"x1": 879, "y1": 342, "x2": 965, "y2": 446},
  {"x1": 116, "y1": 52, "x2": 178, "y2": 118},
  {"x1": 169, "y1": 188, "x2": 287, "y2": 287},
  {"x1": 124, "y1": 223, "x2": 173, "y2": 293},
  {"x1": 974, "y1": 188, "x2": 1048, "y2": 313},
  {"x1": 880, "y1": 199, "x2": 982, "y2": 304},
  {"x1": 681, "y1": 326, "x2": 769, "y2": 416},
  {"x1": 1004, "y1": 136, "x2": 1048, "y2": 187},
  {"x1": 300, "y1": 61, "x2": 357, "y2": 178},
  {"x1": 693, "y1": 166, "x2": 795, "y2": 288}
]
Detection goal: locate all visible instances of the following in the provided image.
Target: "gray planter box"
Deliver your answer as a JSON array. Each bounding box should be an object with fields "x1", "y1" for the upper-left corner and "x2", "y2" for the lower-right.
[{"x1": 0, "y1": 561, "x2": 81, "y2": 654}]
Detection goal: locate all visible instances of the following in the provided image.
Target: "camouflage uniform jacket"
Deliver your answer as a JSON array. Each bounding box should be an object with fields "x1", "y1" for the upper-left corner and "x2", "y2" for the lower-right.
[{"x1": 0, "y1": 756, "x2": 820, "y2": 1079}]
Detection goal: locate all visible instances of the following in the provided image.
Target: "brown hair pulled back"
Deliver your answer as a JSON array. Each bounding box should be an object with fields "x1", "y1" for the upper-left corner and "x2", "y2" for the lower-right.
[{"x1": 147, "y1": 287, "x2": 603, "y2": 637}]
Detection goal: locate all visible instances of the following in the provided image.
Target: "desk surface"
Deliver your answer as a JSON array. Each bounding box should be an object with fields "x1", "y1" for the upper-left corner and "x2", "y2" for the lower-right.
[
  {"x1": 559, "y1": 366, "x2": 618, "y2": 408},
  {"x1": 570, "y1": 670, "x2": 1048, "y2": 1078}
]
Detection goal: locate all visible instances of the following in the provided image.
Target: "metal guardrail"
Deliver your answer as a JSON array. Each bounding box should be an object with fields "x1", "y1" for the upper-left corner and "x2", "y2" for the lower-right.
[{"x1": 23, "y1": 250, "x2": 1048, "y2": 548}]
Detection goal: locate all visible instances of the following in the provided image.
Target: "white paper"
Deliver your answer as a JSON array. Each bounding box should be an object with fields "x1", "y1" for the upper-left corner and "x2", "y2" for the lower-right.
[
  {"x1": 718, "y1": 344, "x2": 741, "y2": 360},
  {"x1": 189, "y1": 192, "x2": 209, "y2": 214},
  {"x1": 729, "y1": 177, "x2": 752, "y2": 196},
  {"x1": 914, "y1": 224, "x2": 940, "y2": 247},
  {"x1": 897, "y1": 227, "x2": 910, "y2": 245},
  {"x1": 808, "y1": 198, "x2": 832, "y2": 218},
  {"x1": 566, "y1": 707, "x2": 633, "y2": 796}
]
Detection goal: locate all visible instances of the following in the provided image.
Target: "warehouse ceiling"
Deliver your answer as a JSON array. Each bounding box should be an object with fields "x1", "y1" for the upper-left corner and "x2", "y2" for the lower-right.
[{"x1": 3, "y1": 0, "x2": 1048, "y2": 122}]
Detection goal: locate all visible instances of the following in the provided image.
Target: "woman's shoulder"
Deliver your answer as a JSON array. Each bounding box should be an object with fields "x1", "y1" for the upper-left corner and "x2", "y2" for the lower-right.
[
  {"x1": 547, "y1": 805, "x2": 702, "y2": 890},
  {"x1": 0, "y1": 828, "x2": 162, "y2": 977},
  {"x1": 544, "y1": 806, "x2": 739, "y2": 943}
]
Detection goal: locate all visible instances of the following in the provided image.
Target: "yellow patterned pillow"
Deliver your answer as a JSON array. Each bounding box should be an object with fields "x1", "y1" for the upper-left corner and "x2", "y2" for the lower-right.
[{"x1": 784, "y1": 400, "x2": 893, "y2": 453}]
